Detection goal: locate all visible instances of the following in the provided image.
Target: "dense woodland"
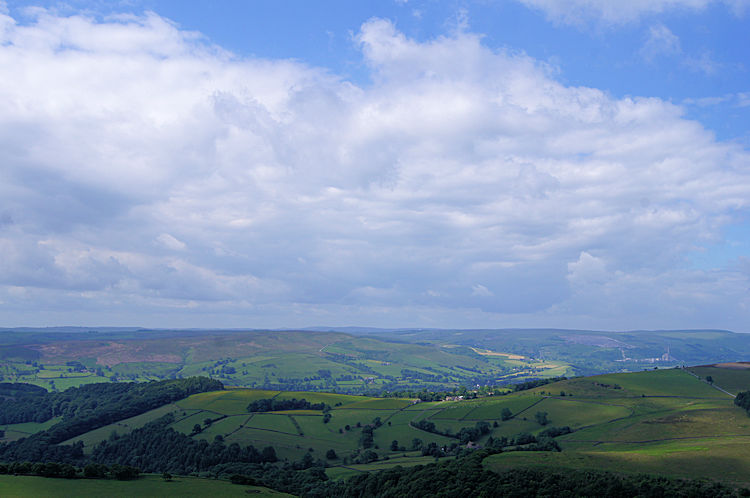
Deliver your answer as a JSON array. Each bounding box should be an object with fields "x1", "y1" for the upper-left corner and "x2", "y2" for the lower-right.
[
  {"x1": 247, "y1": 398, "x2": 330, "y2": 412},
  {"x1": 0, "y1": 377, "x2": 223, "y2": 426},
  {"x1": 89, "y1": 414, "x2": 279, "y2": 473},
  {"x1": 0, "y1": 377, "x2": 223, "y2": 462}
]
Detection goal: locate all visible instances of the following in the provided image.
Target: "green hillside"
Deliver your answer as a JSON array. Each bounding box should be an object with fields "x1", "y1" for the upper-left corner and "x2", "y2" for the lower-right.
[
  {"x1": 485, "y1": 367, "x2": 750, "y2": 486},
  {"x1": 0, "y1": 329, "x2": 575, "y2": 393},
  {"x1": 14, "y1": 326, "x2": 750, "y2": 395},
  {"x1": 4, "y1": 367, "x2": 750, "y2": 494},
  {"x1": 46, "y1": 365, "x2": 750, "y2": 488}
]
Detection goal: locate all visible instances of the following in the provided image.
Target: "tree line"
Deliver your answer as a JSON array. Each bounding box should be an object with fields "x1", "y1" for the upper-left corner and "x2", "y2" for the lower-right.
[
  {"x1": 89, "y1": 413, "x2": 278, "y2": 474},
  {"x1": 0, "y1": 377, "x2": 223, "y2": 463},
  {"x1": 307, "y1": 448, "x2": 740, "y2": 498},
  {"x1": 0, "y1": 461, "x2": 140, "y2": 481},
  {"x1": 410, "y1": 419, "x2": 492, "y2": 443},
  {"x1": 0, "y1": 377, "x2": 223, "y2": 426},
  {"x1": 247, "y1": 398, "x2": 330, "y2": 412}
]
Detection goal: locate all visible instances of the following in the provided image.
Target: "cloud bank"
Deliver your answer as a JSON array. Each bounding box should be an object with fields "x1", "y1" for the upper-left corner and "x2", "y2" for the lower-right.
[{"x1": 0, "y1": 9, "x2": 749, "y2": 329}]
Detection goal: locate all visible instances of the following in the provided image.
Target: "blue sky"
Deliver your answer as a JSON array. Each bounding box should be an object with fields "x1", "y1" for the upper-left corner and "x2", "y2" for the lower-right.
[{"x1": 0, "y1": 0, "x2": 749, "y2": 331}]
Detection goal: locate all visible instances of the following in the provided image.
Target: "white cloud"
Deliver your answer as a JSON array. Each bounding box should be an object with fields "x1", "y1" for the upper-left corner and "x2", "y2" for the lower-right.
[
  {"x1": 156, "y1": 233, "x2": 186, "y2": 251},
  {"x1": 471, "y1": 284, "x2": 494, "y2": 297},
  {"x1": 567, "y1": 252, "x2": 609, "y2": 287},
  {"x1": 516, "y1": 0, "x2": 748, "y2": 26},
  {"x1": 683, "y1": 51, "x2": 722, "y2": 75},
  {"x1": 640, "y1": 24, "x2": 681, "y2": 61},
  {"x1": 683, "y1": 94, "x2": 733, "y2": 107},
  {"x1": 0, "y1": 11, "x2": 749, "y2": 329}
]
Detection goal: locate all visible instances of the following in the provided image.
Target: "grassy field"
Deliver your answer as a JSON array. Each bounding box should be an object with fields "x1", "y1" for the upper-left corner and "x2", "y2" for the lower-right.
[
  {"x1": 485, "y1": 436, "x2": 750, "y2": 486},
  {"x1": 483, "y1": 367, "x2": 750, "y2": 486},
  {"x1": 60, "y1": 384, "x2": 576, "y2": 463},
  {"x1": 1, "y1": 417, "x2": 62, "y2": 442},
  {"x1": 163, "y1": 373, "x2": 701, "y2": 462},
  {"x1": 0, "y1": 474, "x2": 291, "y2": 497},
  {"x1": 688, "y1": 365, "x2": 750, "y2": 395},
  {"x1": 326, "y1": 454, "x2": 438, "y2": 480}
]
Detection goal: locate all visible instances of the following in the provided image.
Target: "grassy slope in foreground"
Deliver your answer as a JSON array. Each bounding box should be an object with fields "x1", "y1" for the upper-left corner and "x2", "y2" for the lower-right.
[
  {"x1": 0, "y1": 474, "x2": 291, "y2": 498},
  {"x1": 484, "y1": 367, "x2": 750, "y2": 486}
]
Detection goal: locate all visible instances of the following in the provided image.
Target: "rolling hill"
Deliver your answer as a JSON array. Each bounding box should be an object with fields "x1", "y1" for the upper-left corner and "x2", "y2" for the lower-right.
[
  {"x1": 3, "y1": 365, "x2": 750, "y2": 494},
  {"x1": 4, "y1": 327, "x2": 750, "y2": 395}
]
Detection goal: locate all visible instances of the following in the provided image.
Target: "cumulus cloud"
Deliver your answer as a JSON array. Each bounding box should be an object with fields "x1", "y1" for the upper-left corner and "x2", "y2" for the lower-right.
[
  {"x1": 516, "y1": 0, "x2": 748, "y2": 26},
  {"x1": 0, "y1": 10, "x2": 749, "y2": 329}
]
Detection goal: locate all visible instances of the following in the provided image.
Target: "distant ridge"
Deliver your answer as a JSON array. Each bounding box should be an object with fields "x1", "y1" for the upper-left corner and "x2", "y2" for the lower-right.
[{"x1": 0, "y1": 326, "x2": 739, "y2": 335}]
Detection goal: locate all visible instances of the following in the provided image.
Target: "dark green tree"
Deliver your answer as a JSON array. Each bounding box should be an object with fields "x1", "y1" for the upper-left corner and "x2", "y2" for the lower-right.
[{"x1": 535, "y1": 411, "x2": 549, "y2": 426}]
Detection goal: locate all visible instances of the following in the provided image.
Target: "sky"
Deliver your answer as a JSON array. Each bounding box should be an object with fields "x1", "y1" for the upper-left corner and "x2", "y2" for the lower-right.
[{"x1": 0, "y1": 0, "x2": 749, "y2": 331}]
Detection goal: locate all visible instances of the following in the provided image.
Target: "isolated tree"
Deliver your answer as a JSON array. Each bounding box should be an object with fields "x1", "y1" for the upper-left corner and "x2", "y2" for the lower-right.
[
  {"x1": 535, "y1": 411, "x2": 549, "y2": 426},
  {"x1": 360, "y1": 426, "x2": 374, "y2": 448},
  {"x1": 326, "y1": 449, "x2": 337, "y2": 459},
  {"x1": 501, "y1": 408, "x2": 513, "y2": 421},
  {"x1": 706, "y1": 375, "x2": 714, "y2": 384},
  {"x1": 411, "y1": 438, "x2": 424, "y2": 450}
]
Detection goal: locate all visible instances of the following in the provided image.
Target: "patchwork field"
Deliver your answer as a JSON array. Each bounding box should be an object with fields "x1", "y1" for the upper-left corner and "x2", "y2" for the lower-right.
[
  {"x1": 49, "y1": 366, "x2": 744, "y2": 476},
  {"x1": 5, "y1": 365, "x2": 750, "y2": 489},
  {"x1": 0, "y1": 328, "x2": 625, "y2": 395}
]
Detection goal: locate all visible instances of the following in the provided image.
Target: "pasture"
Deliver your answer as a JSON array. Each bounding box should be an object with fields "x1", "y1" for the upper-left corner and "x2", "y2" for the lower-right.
[
  {"x1": 484, "y1": 367, "x2": 750, "y2": 486},
  {"x1": 688, "y1": 364, "x2": 750, "y2": 395},
  {"x1": 0, "y1": 474, "x2": 291, "y2": 497}
]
